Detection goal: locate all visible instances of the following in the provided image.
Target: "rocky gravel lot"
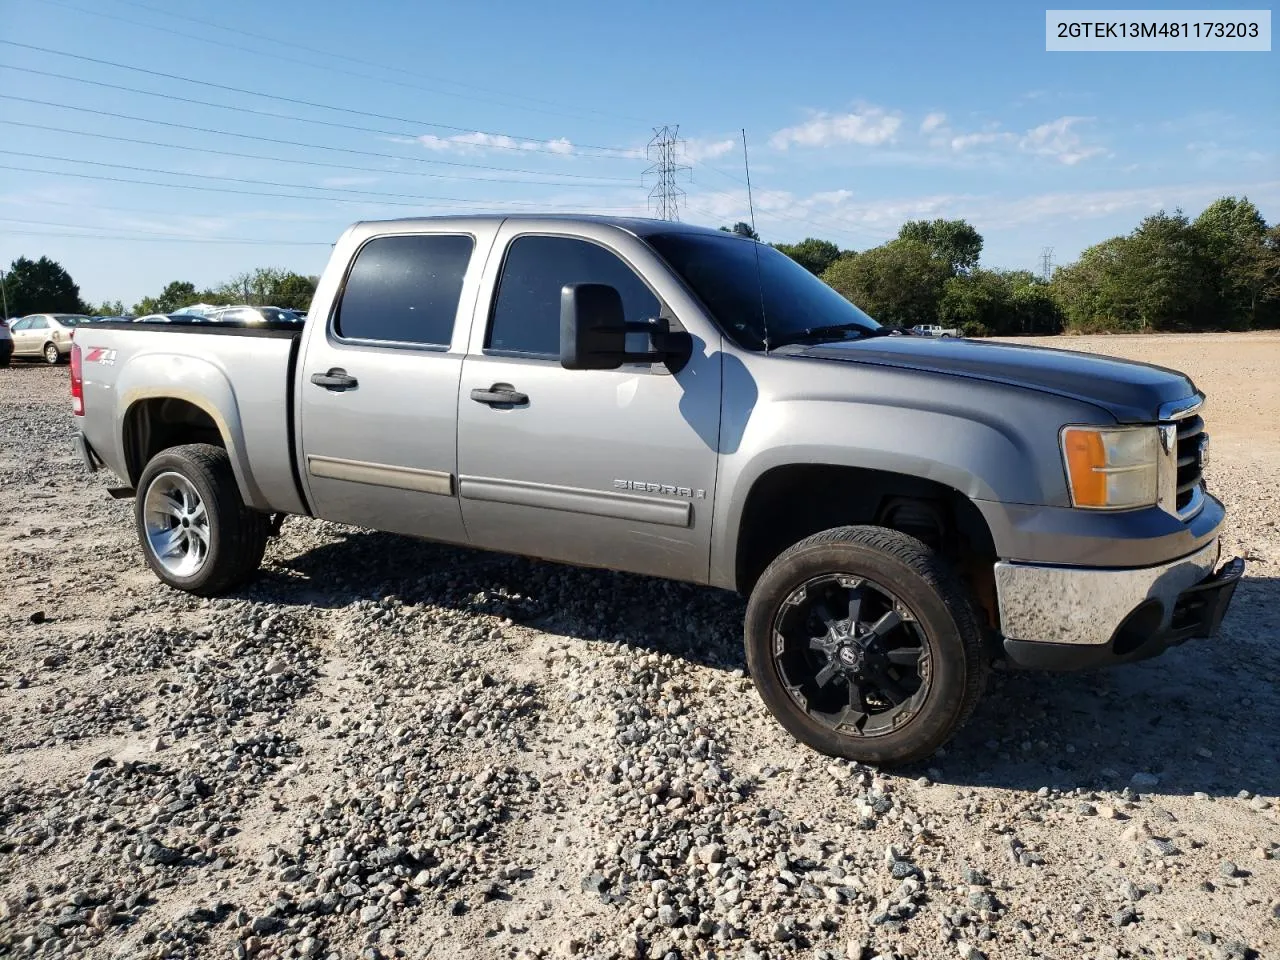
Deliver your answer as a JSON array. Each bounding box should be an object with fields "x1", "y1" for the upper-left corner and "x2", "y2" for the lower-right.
[{"x1": 2, "y1": 332, "x2": 1278, "y2": 960}]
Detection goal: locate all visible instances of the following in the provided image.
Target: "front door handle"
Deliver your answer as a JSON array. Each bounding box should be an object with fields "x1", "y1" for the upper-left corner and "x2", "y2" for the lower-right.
[
  {"x1": 311, "y1": 368, "x2": 358, "y2": 391},
  {"x1": 470, "y1": 382, "x2": 528, "y2": 406}
]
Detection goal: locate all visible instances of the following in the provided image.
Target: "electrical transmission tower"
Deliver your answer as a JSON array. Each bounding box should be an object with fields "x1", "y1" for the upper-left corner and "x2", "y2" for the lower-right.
[
  {"x1": 1039, "y1": 246, "x2": 1054, "y2": 281},
  {"x1": 644, "y1": 125, "x2": 690, "y2": 221}
]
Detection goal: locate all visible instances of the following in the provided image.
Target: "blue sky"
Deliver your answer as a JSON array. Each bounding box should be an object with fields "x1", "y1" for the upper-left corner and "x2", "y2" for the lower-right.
[{"x1": 0, "y1": 0, "x2": 1276, "y2": 306}]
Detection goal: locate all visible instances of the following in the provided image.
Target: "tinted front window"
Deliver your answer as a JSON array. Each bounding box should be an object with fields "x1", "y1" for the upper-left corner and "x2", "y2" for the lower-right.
[
  {"x1": 337, "y1": 234, "x2": 473, "y2": 346},
  {"x1": 488, "y1": 235, "x2": 660, "y2": 356},
  {"x1": 647, "y1": 232, "x2": 878, "y2": 351}
]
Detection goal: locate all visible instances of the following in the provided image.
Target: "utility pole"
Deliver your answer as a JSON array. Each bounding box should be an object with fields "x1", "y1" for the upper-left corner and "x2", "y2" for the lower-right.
[
  {"x1": 0, "y1": 269, "x2": 8, "y2": 322},
  {"x1": 1039, "y1": 246, "x2": 1054, "y2": 282},
  {"x1": 644, "y1": 125, "x2": 690, "y2": 221}
]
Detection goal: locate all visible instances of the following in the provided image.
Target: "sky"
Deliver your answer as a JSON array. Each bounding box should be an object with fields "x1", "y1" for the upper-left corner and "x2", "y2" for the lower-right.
[{"x1": 0, "y1": 0, "x2": 1276, "y2": 306}]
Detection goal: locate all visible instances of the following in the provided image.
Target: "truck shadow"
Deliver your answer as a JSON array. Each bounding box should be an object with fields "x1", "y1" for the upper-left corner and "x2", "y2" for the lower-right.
[{"x1": 245, "y1": 528, "x2": 1280, "y2": 800}]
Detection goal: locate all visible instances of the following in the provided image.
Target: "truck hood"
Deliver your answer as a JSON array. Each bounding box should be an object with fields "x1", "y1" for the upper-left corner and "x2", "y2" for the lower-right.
[{"x1": 793, "y1": 336, "x2": 1197, "y2": 422}]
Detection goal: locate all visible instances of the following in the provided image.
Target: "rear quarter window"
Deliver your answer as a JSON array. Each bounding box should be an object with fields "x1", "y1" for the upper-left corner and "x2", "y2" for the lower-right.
[{"x1": 336, "y1": 234, "x2": 474, "y2": 347}]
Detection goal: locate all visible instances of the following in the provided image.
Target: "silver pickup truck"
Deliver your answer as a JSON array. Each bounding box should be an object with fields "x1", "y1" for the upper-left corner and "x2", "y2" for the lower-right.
[{"x1": 73, "y1": 215, "x2": 1243, "y2": 765}]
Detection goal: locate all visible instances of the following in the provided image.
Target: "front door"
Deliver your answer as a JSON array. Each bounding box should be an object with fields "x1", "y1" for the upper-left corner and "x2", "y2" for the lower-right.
[
  {"x1": 456, "y1": 226, "x2": 722, "y2": 583},
  {"x1": 297, "y1": 230, "x2": 484, "y2": 544}
]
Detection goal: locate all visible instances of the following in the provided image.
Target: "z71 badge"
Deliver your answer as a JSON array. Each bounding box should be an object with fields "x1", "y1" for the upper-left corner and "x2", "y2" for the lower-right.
[{"x1": 614, "y1": 479, "x2": 705, "y2": 499}]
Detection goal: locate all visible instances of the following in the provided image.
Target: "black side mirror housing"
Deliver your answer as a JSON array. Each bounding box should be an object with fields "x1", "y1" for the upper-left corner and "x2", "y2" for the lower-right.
[
  {"x1": 560, "y1": 283, "x2": 627, "y2": 370},
  {"x1": 560, "y1": 283, "x2": 691, "y2": 371}
]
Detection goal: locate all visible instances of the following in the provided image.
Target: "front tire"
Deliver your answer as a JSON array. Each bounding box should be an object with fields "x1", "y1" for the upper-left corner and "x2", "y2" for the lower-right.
[
  {"x1": 43, "y1": 342, "x2": 60, "y2": 364},
  {"x1": 745, "y1": 525, "x2": 987, "y2": 766},
  {"x1": 134, "y1": 443, "x2": 269, "y2": 596}
]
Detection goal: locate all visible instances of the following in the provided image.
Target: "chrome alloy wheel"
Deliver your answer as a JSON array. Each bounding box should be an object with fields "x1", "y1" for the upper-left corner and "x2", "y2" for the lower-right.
[{"x1": 142, "y1": 472, "x2": 210, "y2": 577}]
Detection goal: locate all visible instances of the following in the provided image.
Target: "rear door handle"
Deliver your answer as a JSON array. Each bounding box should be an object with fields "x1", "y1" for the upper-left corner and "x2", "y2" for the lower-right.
[
  {"x1": 311, "y1": 368, "x2": 358, "y2": 391},
  {"x1": 470, "y1": 382, "x2": 528, "y2": 406}
]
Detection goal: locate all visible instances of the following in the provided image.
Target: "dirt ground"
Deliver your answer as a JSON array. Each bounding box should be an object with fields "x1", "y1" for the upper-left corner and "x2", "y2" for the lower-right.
[{"x1": 1, "y1": 332, "x2": 1277, "y2": 960}]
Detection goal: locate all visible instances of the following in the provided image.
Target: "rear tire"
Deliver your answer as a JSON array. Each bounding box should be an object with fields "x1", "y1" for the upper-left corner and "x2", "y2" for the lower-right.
[
  {"x1": 745, "y1": 525, "x2": 987, "y2": 766},
  {"x1": 134, "y1": 443, "x2": 269, "y2": 596},
  {"x1": 43, "y1": 342, "x2": 60, "y2": 364}
]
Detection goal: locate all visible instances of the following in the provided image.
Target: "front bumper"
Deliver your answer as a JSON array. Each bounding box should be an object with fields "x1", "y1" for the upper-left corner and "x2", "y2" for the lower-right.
[{"x1": 995, "y1": 540, "x2": 1244, "y2": 670}]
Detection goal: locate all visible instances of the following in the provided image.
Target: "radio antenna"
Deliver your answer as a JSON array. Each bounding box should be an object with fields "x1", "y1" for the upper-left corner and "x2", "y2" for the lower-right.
[{"x1": 742, "y1": 128, "x2": 770, "y2": 352}]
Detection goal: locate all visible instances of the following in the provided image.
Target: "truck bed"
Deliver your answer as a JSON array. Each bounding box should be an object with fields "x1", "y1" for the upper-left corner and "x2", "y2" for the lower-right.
[{"x1": 75, "y1": 320, "x2": 308, "y2": 516}]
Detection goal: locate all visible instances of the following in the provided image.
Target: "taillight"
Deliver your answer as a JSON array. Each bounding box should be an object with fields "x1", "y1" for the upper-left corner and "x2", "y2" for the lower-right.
[{"x1": 70, "y1": 342, "x2": 84, "y2": 416}]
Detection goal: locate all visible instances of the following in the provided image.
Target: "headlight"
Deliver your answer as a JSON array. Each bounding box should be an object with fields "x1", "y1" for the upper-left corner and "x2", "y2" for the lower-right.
[{"x1": 1060, "y1": 425, "x2": 1159, "y2": 510}]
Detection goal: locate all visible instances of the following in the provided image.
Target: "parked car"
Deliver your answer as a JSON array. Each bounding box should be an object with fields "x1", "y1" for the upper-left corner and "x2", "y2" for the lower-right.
[
  {"x1": 8, "y1": 313, "x2": 87, "y2": 363},
  {"x1": 70, "y1": 215, "x2": 1243, "y2": 765},
  {"x1": 89, "y1": 315, "x2": 134, "y2": 323},
  {"x1": 204, "y1": 305, "x2": 298, "y2": 325},
  {"x1": 911, "y1": 324, "x2": 960, "y2": 338},
  {"x1": 134, "y1": 314, "x2": 180, "y2": 324},
  {"x1": 0, "y1": 317, "x2": 12, "y2": 368}
]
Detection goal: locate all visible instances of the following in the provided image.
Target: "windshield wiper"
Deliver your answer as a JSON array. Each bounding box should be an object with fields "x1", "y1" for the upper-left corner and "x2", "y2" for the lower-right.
[{"x1": 769, "y1": 323, "x2": 883, "y2": 348}]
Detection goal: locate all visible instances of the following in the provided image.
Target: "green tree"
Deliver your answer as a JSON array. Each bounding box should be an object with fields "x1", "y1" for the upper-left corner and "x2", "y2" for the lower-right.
[
  {"x1": 216, "y1": 267, "x2": 317, "y2": 309},
  {"x1": 1051, "y1": 211, "x2": 1217, "y2": 333},
  {"x1": 719, "y1": 222, "x2": 759, "y2": 240},
  {"x1": 821, "y1": 240, "x2": 952, "y2": 327},
  {"x1": 898, "y1": 219, "x2": 983, "y2": 274},
  {"x1": 271, "y1": 273, "x2": 318, "y2": 312},
  {"x1": 95, "y1": 299, "x2": 126, "y2": 316},
  {"x1": 772, "y1": 237, "x2": 843, "y2": 276},
  {"x1": 133, "y1": 280, "x2": 198, "y2": 316},
  {"x1": 3, "y1": 256, "x2": 88, "y2": 317},
  {"x1": 1194, "y1": 196, "x2": 1272, "y2": 327}
]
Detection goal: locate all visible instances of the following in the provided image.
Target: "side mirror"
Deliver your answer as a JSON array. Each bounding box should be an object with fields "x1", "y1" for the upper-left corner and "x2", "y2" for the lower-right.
[{"x1": 560, "y1": 283, "x2": 626, "y2": 370}]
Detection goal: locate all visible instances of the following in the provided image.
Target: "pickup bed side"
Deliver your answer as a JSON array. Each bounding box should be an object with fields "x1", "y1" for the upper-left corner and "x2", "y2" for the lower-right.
[{"x1": 76, "y1": 324, "x2": 308, "y2": 516}]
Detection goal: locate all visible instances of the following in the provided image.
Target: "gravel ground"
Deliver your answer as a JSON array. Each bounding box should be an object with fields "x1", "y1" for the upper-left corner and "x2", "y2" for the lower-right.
[{"x1": 1, "y1": 332, "x2": 1277, "y2": 960}]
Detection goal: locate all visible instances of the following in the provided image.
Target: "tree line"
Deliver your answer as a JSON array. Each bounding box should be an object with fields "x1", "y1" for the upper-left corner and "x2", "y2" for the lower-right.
[
  {"x1": 0, "y1": 260, "x2": 318, "y2": 318},
  {"x1": 5, "y1": 195, "x2": 1277, "y2": 334},
  {"x1": 739, "y1": 195, "x2": 1279, "y2": 335}
]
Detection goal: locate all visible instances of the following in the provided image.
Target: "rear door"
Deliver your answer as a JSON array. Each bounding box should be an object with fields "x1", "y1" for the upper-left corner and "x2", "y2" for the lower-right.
[
  {"x1": 455, "y1": 224, "x2": 722, "y2": 583},
  {"x1": 297, "y1": 228, "x2": 488, "y2": 543}
]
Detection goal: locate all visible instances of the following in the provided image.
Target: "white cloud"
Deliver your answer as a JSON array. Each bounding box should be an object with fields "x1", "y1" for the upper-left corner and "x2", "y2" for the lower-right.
[
  {"x1": 919, "y1": 112, "x2": 948, "y2": 134},
  {"x1": 1018, "y1": 116, "x2": 1105, "y2": 165},
  {"x1": 683, "y1": 137, "x2": 736, "y2": 162},
  {"x1": 416, "y1": 132, "x2": 578, "y2": 155},
  {"x1": 769, "y1": 107, "x2": 902, "y2": 150},
  {"x1": 950, "y1": 131, "x2": 1016, "y2": 151}
]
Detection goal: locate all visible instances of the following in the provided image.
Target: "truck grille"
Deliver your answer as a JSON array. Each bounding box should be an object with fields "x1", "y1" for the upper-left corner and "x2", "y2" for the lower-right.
[{"x1": 1174, "y1": 414, "x2": 1205, "y2": 512}]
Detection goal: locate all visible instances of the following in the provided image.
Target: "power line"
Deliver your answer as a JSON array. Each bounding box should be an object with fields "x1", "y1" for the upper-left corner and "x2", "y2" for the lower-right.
[
  {"x1": 0, "y1": 150, "x2": 626, "y2": 206},
  {"x1": 644, "y1": 126, "x2": 690, "y2": 221},
  {"x1": 0, "y1": 116, "x2": 635, "y2": 189},
  {"x1": 0, "y1": 162, "x2": 650, "y2": 214},
  {"x1": 1, "y1": 228, "x2": 324, "y2": 245},
  {"x1": 0, "y1": 196, "x2": 341, "y2": 223},
  {"x1": 0, "y1": 217, "x2": 332, "y2": 245},
  {"x1": 0, "y1": 40, "x2": 641, "y2": 157},
  {"x1": 0, "y1": 70, "x2": 643, "y2": 172},
  {"x1": 56, "y1": 0, "x2": 650, "y2": 126}
]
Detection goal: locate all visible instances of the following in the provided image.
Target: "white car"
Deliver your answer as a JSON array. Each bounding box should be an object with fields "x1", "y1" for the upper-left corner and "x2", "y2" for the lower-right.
[
  {"x1": 911, "y1": 323, "x2": 960, "y2": 338},
  {"x1": 7, "y1": 313, "x2": 88, "y2": 363}
]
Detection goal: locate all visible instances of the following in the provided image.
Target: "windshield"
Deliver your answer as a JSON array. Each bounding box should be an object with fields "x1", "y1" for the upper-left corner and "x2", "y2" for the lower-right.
[
  {"x1": 646, "y1": 232, "x2": 878, "y2": 350},
  {"x1": 54, "y1": 315, "x2": 86, "y2": 326}
]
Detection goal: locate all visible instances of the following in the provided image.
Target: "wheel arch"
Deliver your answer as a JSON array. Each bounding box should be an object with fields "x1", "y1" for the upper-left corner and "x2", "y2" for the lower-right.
[
  {"x1": 729, "y1": 463, "x2": 999, "y2": 631},
  {"x1": 118, "y1": 383, "x2": 265, "y2": 509}
]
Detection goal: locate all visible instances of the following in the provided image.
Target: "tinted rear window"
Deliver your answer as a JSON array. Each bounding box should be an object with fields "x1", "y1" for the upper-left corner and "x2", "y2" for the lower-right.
[{"x1": 336, "y1": 234, "x2": 473, "y2": 346}]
